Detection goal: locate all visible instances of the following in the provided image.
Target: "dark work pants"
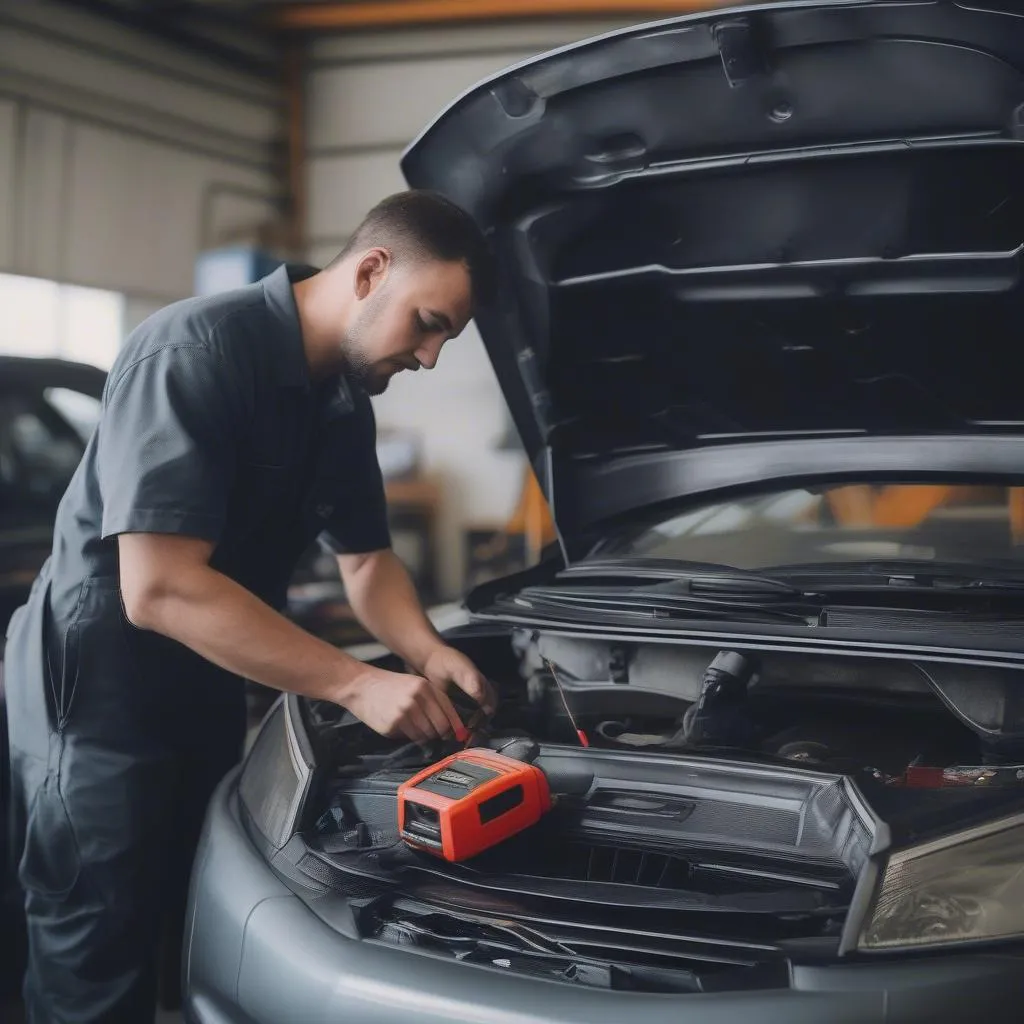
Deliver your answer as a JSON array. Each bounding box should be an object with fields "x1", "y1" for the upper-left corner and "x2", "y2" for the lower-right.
[{"x1": 5, "y1": 575, "x2": 245, "y2": 1023}]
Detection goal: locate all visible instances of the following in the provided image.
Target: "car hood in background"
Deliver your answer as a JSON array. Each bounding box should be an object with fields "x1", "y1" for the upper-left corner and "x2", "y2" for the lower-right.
[{"x1": 402, "y1": 0, "x2": 1024, "y2": 557}]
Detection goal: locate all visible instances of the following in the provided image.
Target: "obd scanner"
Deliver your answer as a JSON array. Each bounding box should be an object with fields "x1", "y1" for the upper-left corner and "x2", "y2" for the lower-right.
[{"x1": 397, "y1": 749, "x2": 552, "y2": 862}]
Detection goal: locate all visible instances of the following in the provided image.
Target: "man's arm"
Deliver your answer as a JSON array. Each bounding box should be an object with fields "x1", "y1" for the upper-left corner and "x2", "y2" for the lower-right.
[
  {"x1": 338, "y1": 548, "x2": 496, "y2": 713},
  {"x1": 118, "y1": 533, "x2": 469, "y2": 743},
  {"x1": 314, "y1": 390, "x2": 492, "y2": 712}
]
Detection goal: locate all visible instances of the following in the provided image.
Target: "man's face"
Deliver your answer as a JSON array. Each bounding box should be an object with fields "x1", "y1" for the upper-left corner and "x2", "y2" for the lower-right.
[{"x1": 341, "y1": 254, "x2": 472, "y2": 395}]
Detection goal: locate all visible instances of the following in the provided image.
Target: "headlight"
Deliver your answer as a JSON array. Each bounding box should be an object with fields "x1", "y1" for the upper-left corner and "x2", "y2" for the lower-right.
[
  {"x1": 238, "y1": 694, "x2": 315, "y2": 854},
  {"x1": 859, "y1": 812, "x2": 1024, "y2": 951}
]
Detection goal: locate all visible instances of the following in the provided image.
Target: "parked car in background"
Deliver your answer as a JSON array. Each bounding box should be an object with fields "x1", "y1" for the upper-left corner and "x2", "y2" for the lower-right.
[
  {"x1": 184, "y1": 2, "x2": 1024, "y2": 1021},
  {"x1": 0, "y1": 357, "x2": 106, "y2": 632}
]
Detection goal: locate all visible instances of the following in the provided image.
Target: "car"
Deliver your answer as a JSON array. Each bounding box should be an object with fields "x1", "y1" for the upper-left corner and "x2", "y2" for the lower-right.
[
  {"x1": 186, "y1": 1, "x2": 1024, "y2": 1020},
  {"x1": 0, "y1": 357, "x2": 107, "y2": 633}
]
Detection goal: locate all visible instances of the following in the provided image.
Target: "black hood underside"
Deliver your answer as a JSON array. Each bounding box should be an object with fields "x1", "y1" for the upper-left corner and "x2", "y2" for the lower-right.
[{"x1": 402, "y1": 1, "x2": 1024, "y2": 555}]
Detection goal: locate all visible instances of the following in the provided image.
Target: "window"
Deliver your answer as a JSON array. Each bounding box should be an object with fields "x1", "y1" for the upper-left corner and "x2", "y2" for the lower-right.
[{"x1": 0, "y1": 273, "x2": 124, "y2": 370}]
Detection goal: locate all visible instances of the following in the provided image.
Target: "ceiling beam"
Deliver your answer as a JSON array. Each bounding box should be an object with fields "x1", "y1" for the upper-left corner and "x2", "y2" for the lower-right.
[{"x1": 271, "y1": 0, "x2": 728, "y2": 31}]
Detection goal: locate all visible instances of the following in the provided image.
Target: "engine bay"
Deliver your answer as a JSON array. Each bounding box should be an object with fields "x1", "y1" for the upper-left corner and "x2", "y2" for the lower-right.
[
  {"x1": 306, "y1": 627, "x2": 1024, "y2": 787},
  {"x1": 287, "y1": 629, "x2": 1024, "y2": 992}
]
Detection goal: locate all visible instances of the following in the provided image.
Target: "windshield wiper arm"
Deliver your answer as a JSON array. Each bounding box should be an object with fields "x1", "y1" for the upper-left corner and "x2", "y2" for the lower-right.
[
  {"x1": 559, "y1": 558, "x2": 803, "y2": 598},
  {"x1": 516, "y1": 560, "x2": 812, "y2": 626},
  {"x1": 511, "y1": 582, "x2": 811, "y2": 625}
]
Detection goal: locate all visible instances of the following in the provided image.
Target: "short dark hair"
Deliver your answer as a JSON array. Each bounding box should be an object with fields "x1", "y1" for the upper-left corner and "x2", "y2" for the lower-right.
[{"x1": 333, "y1": 190, "x2": 493, "y2": 305}]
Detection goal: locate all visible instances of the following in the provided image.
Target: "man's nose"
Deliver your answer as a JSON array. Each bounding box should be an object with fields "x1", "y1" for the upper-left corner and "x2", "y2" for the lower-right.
[{"x1": 415, "y1": 337, "x2": 444, "y2": 371}]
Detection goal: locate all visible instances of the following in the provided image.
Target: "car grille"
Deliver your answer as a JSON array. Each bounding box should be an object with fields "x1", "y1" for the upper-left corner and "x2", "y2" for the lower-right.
[
  {"x1": 366, "y1": 900, "x2": 792, "y2": 994},
  {"x1": 475, "y1": 839, "x2": 846, "y2": 895},
  {"x1": 534, "y1": 842, "x2": 692, "y2": 888}
]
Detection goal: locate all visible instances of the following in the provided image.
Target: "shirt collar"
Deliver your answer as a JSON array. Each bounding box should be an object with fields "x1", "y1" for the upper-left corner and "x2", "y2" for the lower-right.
[{"x1": 262, "y1": 262, "x2": 319, "y2": 389}]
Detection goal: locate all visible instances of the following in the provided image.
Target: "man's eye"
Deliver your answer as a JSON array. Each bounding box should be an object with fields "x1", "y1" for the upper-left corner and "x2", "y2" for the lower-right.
[{"x1": 415, "y1": 315, "x2": 431, "y2": 333}]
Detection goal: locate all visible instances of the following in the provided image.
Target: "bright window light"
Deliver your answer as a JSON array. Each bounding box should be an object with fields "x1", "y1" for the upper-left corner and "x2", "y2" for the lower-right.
[
  {"x1": 62, "y1": 284, "x2": 123, "y2": 370},
  {"x1": 0, "y1": 274, "x2": 61, "y2": 359},
  {"x1": 0, "y1": 272, "x2": 124, "y2": 370}
]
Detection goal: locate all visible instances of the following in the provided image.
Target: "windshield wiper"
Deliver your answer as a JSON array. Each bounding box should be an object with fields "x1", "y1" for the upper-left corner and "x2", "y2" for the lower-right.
[
  {"x1": 494, "y1": 557, "x2": 1024, "y2": 633},
  {"x1": 763, "y1": 559, "x2": 1024, "y2": 594},
  {"x1": 559, "y1": 558, "x2": 804, "y2": 598},
  {"x1": 511, "y1": 579, "x2": 813, "y2": 626},
  {"x1": 572, "y1": 557, "x2": 1024, "y2": 595}
]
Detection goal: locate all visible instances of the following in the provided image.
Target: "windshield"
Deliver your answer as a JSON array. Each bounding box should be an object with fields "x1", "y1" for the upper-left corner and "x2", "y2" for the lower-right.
[{"x1": 601, "y1": 484, "x2": 1024, "y2": 569}]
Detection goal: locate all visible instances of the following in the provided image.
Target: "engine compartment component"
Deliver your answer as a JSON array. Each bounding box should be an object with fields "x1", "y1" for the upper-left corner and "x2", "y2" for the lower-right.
[
  {"x1": 680, "y1": 650, "x2": 759, "y2": 747},
  {"x1": 514, "y1": 633, "x2": 1024, "y2": 778},
  {"x1": 305, "y1": 630, "x2": 1024, "y2": 808}
]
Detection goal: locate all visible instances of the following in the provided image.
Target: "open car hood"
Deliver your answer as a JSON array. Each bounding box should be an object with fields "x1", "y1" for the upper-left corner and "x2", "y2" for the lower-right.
[{"x1": 401, "y1": 0, "x2": 1024, "y2": 558}]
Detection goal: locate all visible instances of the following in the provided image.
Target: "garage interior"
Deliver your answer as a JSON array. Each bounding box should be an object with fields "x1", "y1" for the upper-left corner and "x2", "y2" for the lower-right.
[{"x1": 8, "y1": 2, "x2": 1024, "y2": 1021}]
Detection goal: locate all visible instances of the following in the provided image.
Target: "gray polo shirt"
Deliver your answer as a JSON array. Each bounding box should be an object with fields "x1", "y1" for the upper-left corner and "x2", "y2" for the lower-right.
[{"x1": 46, "y1": 263, "x2": 391, "y2": 629}]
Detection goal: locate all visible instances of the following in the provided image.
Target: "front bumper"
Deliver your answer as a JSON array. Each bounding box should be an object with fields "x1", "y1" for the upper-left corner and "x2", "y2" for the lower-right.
[{"x1": 184, "y1": 769, "x2": 1024, "y2": 1024}]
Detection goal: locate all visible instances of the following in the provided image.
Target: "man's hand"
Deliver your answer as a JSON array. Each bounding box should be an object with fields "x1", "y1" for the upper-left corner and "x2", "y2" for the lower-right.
[
  {"x1": 336, "y1": 550, "x2": 496, "y2": 735},
  {"x1": 338, "y1": 664, "x2": 470, "y2": 744},
  {"x1": 339, "y1": 552, "x2": 498, "y2": 716},
  {"x1": 421, "y1": 645, "x2": 497, "y2": 716}
]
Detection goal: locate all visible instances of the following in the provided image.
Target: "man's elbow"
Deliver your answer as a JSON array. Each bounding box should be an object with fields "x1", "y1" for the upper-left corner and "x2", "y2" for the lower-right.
[
  {"x1": 337, "y1": 549, "x2": 389, "y2": 587},
  {"x1": 120, "y1": 575, "x2": 170, "y2": 632},
  {"x1": 117, "y1": 533, "x2": 213, "y2": 632}
]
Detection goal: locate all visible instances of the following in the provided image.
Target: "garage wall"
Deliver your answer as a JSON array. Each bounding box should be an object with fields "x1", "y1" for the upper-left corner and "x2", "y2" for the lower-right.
[
  {"x1": 0, "y1": 0, "x2": 284, "y2": 307},
  {"x1": 305, "y1": 19, "x2": 636, "y2": 595}
]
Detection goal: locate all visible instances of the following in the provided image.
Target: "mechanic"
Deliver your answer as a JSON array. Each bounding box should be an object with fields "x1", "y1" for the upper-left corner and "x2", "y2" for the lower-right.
[{"x1": 3, "y1": 190, "x2": 497, "y2": 1023}]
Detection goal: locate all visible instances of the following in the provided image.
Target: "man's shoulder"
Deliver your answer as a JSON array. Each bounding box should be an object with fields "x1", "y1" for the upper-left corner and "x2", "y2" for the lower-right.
[{"x1": 110, "y1": 285, "x2": 271, "y2": 386}]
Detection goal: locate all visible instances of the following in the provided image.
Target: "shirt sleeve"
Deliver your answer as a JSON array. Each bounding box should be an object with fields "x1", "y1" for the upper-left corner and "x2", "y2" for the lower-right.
[
  {"x1": 318, "y1": 390, "x2": 392, "y2": 555},
  {"x1": 97, "y1": 344, "x2": 243, "y2": 543}
]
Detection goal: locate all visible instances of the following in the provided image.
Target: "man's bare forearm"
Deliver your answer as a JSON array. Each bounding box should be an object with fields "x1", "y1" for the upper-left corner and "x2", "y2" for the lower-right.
[
  {"x1": 339, "y1": 549, "x2": 444, "y2": 672},
  {"x1": 129, "y1": 562, "x2": 366, "y2": 703}
]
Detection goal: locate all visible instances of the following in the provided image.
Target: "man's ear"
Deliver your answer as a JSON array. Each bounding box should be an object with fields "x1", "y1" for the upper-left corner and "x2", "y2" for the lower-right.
[{"x1": 353, "y1": 248, "x2": 391, "y2": 300}]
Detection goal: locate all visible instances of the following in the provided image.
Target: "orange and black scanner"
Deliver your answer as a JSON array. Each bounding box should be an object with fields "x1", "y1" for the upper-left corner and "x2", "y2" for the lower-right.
[{"x1": 397, "y1": 748, "x2": 552, "y2": 862}]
